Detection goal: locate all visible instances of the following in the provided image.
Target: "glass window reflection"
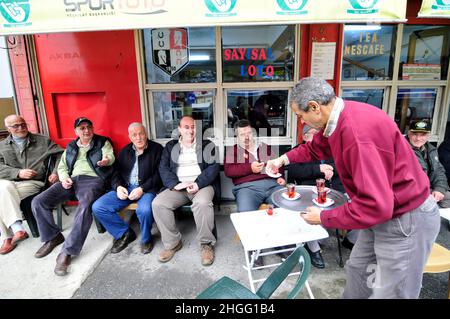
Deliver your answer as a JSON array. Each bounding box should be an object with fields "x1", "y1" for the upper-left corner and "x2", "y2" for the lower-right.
[
  {"x1": 342, "y1": 25, "x2": 396, "y2": 81},
  {"x1": 394, "y1": 88, "x2": 437, "y2": 133},
  {"x1": 152, "y1": 91, "x2": 214, "y2": 138},
  {"x1": 227, "y1": 90, "x2": 288, "y2": 137},
  {"x1": 342, "y1": 89, "x2": 384, "y2": 108}
]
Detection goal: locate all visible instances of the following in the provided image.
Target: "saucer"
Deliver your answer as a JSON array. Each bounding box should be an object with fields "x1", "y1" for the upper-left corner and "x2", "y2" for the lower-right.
[
  {"x1": 266, "y1": 170, "x2": 282, "y2": 178},
  {"x1": 312, "y1": 187, "x2": 331, "y2": 194},
  {"x1": 312, "y1": 197, "x2": 335, "y2": 207},
  {"x1": 281, "y1": 192, "x2": 301, "y2": 201}
]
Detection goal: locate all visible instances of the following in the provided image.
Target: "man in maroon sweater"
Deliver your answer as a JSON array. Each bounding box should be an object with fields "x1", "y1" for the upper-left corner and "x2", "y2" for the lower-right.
[{"x1": 266, "y1": 77, "x2": 440, "y2": 299}]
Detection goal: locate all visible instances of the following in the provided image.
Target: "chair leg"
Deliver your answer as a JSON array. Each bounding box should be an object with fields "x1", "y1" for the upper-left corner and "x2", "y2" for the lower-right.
[
  {"x1": 26, "y1": 215, "x2": 40, "y2": 238},
  {"x1": 336, "y1": 229, "x2": 344, "y2": 268}
]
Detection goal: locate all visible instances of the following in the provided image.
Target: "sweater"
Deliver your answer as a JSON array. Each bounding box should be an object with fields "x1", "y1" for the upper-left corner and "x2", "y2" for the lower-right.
[{"x1": 285, "y1": 100, "x2": 430, "y2": 230}]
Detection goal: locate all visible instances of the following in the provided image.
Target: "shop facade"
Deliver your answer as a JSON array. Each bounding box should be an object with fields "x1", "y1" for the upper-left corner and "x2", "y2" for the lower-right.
[{"x1": 1, "y1": 0, "x2": 450, "y2": 197}]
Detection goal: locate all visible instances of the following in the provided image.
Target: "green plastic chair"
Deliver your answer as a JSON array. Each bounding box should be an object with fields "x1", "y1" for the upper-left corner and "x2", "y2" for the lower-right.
[{"x1": 197, "y1": 246, "x2": 312, "y2": 299}]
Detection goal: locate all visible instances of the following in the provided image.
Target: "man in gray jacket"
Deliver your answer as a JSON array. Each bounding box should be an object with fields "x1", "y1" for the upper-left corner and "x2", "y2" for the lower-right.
[
  {"x1": 0, "y1": 115, "x2": 63, "y2": 254},
  {"x1": 407, "y1": 119, "x2": 450, "y2": 208}
]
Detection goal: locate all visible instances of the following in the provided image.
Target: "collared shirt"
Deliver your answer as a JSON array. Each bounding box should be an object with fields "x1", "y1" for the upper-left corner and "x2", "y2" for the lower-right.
[
  {"x1": 128, "y1": 143, "x2": 148, "y2": 186},
  {"x1": 238, "y1": 140, "x2": 260, "y2": 161},
  {"x1": 176, "y1": 140, "x2": 201, "y2": 183},
  {"x1": 323, "y1": 97, "x2": 345, "y2": 138}
]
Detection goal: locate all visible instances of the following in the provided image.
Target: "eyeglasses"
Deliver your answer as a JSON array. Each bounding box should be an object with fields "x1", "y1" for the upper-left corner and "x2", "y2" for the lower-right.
[{"x1": 7, "y1": 123, "x2": 28, "y2": 129}]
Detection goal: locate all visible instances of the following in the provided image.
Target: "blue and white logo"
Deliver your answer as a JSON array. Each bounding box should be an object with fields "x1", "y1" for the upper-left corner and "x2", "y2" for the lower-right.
[
  {"x1": 204, "y1": 0, "x2": 237, "y2": 17},
  {"x1": 347, "y1": 0, "x2": 379, "y2": 14},
  {"x1": 432, "y1": 0, "x2": 450, "y2": 10},
  {"x1": 0, "y1": 0, "x2": 31, "y2": 28},
  {"x1": 276, "y1": 0, "x2": 308, "y2": 15}
]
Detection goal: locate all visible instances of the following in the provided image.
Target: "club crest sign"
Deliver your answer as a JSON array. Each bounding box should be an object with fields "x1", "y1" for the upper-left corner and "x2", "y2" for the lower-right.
[{"x1": 152, "y1": 28, "x2": 189, "y2": 77}]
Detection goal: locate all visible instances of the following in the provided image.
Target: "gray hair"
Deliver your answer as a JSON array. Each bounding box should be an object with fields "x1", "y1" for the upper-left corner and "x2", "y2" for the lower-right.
[
  {"x1": 289, "y1": 77, "x2": 336, "y2": 112},
  {"x1": 128, "y1": 122, "x2": 146, "y2": 133}
]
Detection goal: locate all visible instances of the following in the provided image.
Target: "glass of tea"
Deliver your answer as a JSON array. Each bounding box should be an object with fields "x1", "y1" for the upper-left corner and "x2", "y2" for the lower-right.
[
  {"x1": 316, "y1": 178, "x2": 325, "y2": 192},
  {"x1": 266, "y1": 204, "x2": 274, "y2": 216},
  {"x1": 317, "y1": 190, "x2": 327, "y2": 204},
  {"x1": 286, "y1": 183, "x2": 296, "y2": 198}
]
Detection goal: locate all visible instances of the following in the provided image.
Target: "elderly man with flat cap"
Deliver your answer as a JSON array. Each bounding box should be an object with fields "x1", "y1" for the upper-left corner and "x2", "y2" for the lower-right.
[
  {"x1": 0, "y1": 114, "x2": 63, "y2": 254},
  {"x1": 32, "y1": 117, "x2": 114, "y2": 276},
  {"x1": 407, "y1": 119, "x2": 450, "y2": 208}
]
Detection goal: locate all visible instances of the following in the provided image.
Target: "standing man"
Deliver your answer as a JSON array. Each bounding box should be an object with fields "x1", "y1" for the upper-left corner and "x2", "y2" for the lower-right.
[
  {"x1": 407, "y1": 119, "x2": 450, "y2": 208},
  {"x1": 152, "y1": 115, "x2": 220, "y2": 266},
  {"x1": 32, "y1": 117, "x2": 114, "y2": 276},
  {"x1": 266, "y1": 77, "x2": 440, "y2": 299},
  {"x1": 92, "y1": 123, "x2": 163, "y2": 254},
  {"x1": 0, "y1": 115, "x2": 63, "y2": 254}
]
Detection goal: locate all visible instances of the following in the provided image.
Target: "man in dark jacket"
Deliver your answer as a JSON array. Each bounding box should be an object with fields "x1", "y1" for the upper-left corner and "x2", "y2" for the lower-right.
[
  {"x1": 0, "y1": 115, "x2": 63, "y2": 254},
  {"x1": 32, "y1": 117, "x2": 115, "y2": 276},
  {"x1": 92, "y1": 123, "x2": 163, "y2": 255},
  {"x1": 407, "y1": 119, "x2": 450, "y2": 208},
  {"x1": 152, "y1": 115, "x2": 220, "y2": 266}
]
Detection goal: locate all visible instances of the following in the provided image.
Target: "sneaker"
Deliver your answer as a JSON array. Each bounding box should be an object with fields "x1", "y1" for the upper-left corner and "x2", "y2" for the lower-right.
[
  {"x1": 201, "y1": 243, "x2": 215, "y2": 266},
  {"x1": 158, "y1": 240, "x2": 182, "y2": 263}
]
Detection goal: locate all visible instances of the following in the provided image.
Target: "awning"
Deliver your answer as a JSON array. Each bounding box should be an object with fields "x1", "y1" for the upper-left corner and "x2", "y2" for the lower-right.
[
  {"x1": 418, "y1": 0, "x2": 450, "y2": 18},
  {"x1": 0, "y1": 0, "x2": 407, "y2": 36}
]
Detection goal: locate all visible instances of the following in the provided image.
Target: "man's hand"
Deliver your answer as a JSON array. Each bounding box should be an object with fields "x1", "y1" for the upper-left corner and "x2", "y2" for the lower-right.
[
  {"x1": 265, "y1": 157, "x2": 284, "y2": 175},
  {"x1": 62, "y1": 177, "x2": 73, "y2": 189},
  {"x1": 432, "y1": 190, "x2": 445, "y2": 202},
  {"x1": 96, "y1": 156, "x2": 110, "y2": 167},
  {"x1": 251, "y1": 161, "x2": 265, "y2": 174},
  {"x1": 174, "y1": 182, "x2": 189, "y2": 191},
  {"x1": 300, "y1": 206, "x2": 322, "y2": 225},
  {"x1": 276, "y1": 177, "x2": 286, "y2": 186},
  {"x1": 48, "y1": 173, "x2": 59, "y2": 184},
  {"x1": 117, "y1": 186, "x2": 129, "y2": 200},
  {"x1": 128, "y1": 187, "x2": 143, "y2": 201},
  {"x1": 320, "y1": 164, "x2": 334, "y2": 180},
  {"x1": 186, "y1": 182, "x2": 199, "y2": 194},
  {"x1": 18, "y1": 169, "x2": 37, "y2": 179}
]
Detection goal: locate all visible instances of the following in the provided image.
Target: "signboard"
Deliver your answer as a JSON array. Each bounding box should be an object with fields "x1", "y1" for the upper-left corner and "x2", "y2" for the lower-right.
[
  {"x1": 0, "y1": 0, "x2": 408, "y2": 36},
  {"x1": 152, "y1": 28, "x2": 189, "y2": 77},
  {"x1": 418, "y1": 0, "x2": 450, "y2": 18},
  {"x1": 402, "y1": 64, "x2": 441, "y2": 80}
]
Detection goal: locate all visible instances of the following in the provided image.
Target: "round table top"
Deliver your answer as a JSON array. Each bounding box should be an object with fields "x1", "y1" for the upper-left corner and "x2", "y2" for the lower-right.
[{"x1": 271, "y1": 185, "x2": 348, "y2": 212}]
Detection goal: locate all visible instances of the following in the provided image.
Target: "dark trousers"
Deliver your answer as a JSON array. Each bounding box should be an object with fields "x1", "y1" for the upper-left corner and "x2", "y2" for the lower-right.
[{"x1": 32, "y1": 175, "x2": 105, "y2": 256}]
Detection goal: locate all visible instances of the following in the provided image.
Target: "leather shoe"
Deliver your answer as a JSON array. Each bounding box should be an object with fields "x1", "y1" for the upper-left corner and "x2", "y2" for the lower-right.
[
  {"x1": 11, "y1": 230, "x2": 29, "y2": 246},
  {"x1": 305, "y1": 245, "x2": 325, "y2": 269},
  {"x1": 54, "y1": 253, "x2": 71, "y2": 276},
  {"x1": 158, "y1": 240, "x2": 183, "y2": 263},
  {"x1": 140, "y1": 241, "x2": 154, "y2": 254},
  {"x1": 342, "y1": 237, "x2": 354, "y2": 250},
  {"x1": 0, "y1": 238, "x2": 16, "y2": 255},
  {"x1": 34, "y1": 233, "x2": 65, "y2": 258},
  {"x1": 110, "y1": 228, "x2": 136, "y2": 254}
]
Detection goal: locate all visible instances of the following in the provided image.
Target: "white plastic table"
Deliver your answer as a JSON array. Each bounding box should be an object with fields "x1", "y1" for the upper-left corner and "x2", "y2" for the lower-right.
[
  {"x1": 440, "y1": 208, "x2": 450, "y2": 221},
  {"x1": 230, "y1": 207, "x2": 329, "y2": 297}
]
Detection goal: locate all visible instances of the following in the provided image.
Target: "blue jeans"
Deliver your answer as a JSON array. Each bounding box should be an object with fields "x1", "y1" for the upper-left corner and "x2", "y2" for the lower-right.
[
  {"x1": 233, "y1": 179, "x2": 284, "y2": 212},
  {"x1": 92, "y1": 186, "x2": 156, "y2": 244}
]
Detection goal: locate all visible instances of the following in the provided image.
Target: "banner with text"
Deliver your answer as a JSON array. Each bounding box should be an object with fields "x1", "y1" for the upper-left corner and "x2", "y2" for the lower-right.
[
  {"x1": 418, "y1": 0, "x2": 450, "y2": 18},
  {"x1": 0, "y1": 0, "x2": 408, "y2": 36}
]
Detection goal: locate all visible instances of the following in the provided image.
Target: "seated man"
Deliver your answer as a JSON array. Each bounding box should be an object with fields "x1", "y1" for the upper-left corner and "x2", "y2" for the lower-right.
[
  {"x1": 92, "y1": 123, "x2": 163, "y2": 255},
  {"x1": 152, "y1": 115, "x2": 220, "y2": 266},
  {"x1": 32, "y1": 117, "x2": 114, "y2": 276},
  {"x1": 0, "y1": 115, "x2": 63, "y2": 254},
  {"x1": 407, "y1": 119, "x2": 450, "y2": 208},
  {"x1": 224, "y1": 119, "x2": 285, "y2": 212},
  {"x1": 224, "y1": 119, "x2": 285, "y2": 266}
]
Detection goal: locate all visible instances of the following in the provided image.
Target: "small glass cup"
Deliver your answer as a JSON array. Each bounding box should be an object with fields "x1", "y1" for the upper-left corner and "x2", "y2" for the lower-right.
[
  {"x1": 286, "y1": 183, "x2": 296, "y2": 198},
  {"x1": 316, "y1": 178, "x2": 326, "y2": 192},
  {"x1": 266, "y1": 204, "x2": 274, "y2": 216},
  {"x1": 317, "y1": 190, "x2": 327, "y2": 204}
]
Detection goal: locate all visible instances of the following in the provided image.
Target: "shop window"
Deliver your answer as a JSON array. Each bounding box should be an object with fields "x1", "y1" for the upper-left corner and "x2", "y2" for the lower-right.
[
  {"x1": 222, "y1": 25, "x2": 295, "y2": 82},
  {"x1": 227, "y1": 90, "x2": 288, "y2": 137},
  {"x1": 342, "y1": 25, "x2": 396, "y2": 81},
  {"x1": 394, "y1": 88, "x2": 437, "y2": 133},
  {"x1": 399, "y1": 25, "x2": 450, "y2": 81},
  {"x1": 342, "y1": 89, "x2": 384, "y2": 108},
  {"x1": 151, "y1": 91, "x2": 215, "y2": 138},
  {"x1": 143, "y1": 27, "x2": 216, "y2": 84}
]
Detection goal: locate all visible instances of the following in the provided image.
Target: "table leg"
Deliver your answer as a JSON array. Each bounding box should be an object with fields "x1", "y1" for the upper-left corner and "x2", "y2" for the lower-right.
[
  {"x1": 244, "y1": 249, "x2": 256, "y2": 293},
  {"x1": 305, "y1": 281, "x2": 315, "y2": 299}
]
